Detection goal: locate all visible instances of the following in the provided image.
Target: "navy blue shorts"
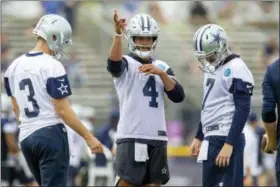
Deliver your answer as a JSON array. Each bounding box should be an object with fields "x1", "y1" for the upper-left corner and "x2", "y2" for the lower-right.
[
  {"x1": 202, "y1": 135, "x2": 245, "y2": 187},
  {"x1": 20, "y1": 123, "x2": 69, "y2": 186},
  {"x1": 115, "y1": 138, "x2": 170, "y2": 186}
]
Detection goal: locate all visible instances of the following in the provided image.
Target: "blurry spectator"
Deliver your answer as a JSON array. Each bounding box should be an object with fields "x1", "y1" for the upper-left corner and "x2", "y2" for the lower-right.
[
  {"x1": 148, "y1": 2, "x2": 168, "y2": 25},
  {"x1": 155, "y1": 1, "x2": 187, "y2": 22},
  {"x1": 120, "y1": 0, "x2": 141, "y2": 19},
  {"x1": 189, "y1": 2, "x2": 211, "y2": 27},
  {"x1": 94, "y1": 110, "x2": 119, "y2": 167},
  {"x1": 260, "y1": 37, "x2": 279, "y2": 68},
  {"x1": 1, "y1": 45, "x2": 11, "y2": 73},
  {"x1": 41, "y1": 1, "x2": 64, "y2": 15},
  {"x1": 1, "y1": 32, "x2": 10, "y2": 46},
  {"x1": 235, "y1": 2, "x2": 278, "y2": 30},
  {"x1": 215, "y1": 2, "x2": 236, "y2": 21},
  {"x1": 2, "y1": 1, "x2": 43, "y2": 19},
  {"x1": 64, "y1": 1, "x2": 79, "y2": 33},
  {"x1": 24, "y1": 23, "x2": 37, "y2": 39},
  {"x1": 66, "y1": 104, "x2": 96, "y2": 186},
  {"x1": 82, "y1": 106, "x2": 96, "y2": 133},
  {"x1": 244, "y1": 112, "x2": 264, "y2": 186},
  {"x1": 62, "y1": 52, "x2": 86, "y2": 88}
]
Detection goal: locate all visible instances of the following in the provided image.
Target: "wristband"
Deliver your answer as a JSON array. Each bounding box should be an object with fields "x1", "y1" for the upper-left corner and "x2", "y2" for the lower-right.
[{"x1": 115, "y1": 32, "x2": 123, "y2": 37}]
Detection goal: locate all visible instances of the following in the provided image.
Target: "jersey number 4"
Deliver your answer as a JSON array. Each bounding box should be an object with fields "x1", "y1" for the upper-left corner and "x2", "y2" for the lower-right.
[
  {"x1": 19, "y1": 78, "x2": 40, "y2": 118},
  {"x1": 143, "y1": 76, "x2": 159, "y2": 108},
  {"x1": 202, "y1": 78, "x2": 215, "y2": 110}
]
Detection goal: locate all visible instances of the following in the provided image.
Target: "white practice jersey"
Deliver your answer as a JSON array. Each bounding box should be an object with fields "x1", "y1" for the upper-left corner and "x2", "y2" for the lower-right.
[
  {"x1": 4, "y1": 52, "x2": 72, "y2": 142},
  {"x1": 113, "y1": 55, "x2": 174, "y2": 141},
  {"x1": 201, "y1": 55, "x2": 254, "y2": 137}
]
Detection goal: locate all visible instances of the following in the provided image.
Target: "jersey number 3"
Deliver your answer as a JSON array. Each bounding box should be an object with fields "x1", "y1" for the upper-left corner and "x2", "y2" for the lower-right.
[
  {"x1": 19, "y1": 78, "x2": 40, "y2": 118},
  {"x1": 143, "y1": 76, "x2": 159, "y2": 108},
  {"x1": 202, "y1": 78, "x2": 215, "y2": 110}
]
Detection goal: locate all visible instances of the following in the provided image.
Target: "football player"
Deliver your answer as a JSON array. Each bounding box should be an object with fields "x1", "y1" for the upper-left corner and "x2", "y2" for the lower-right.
[
  {"x1": 4, "y1": 14, "x2": 103, "y2": 186},
  {"x1": 190, "y1": 24, "x2": 254, "y2": 187},
  {"x1": 107, "y1": 11, "x2": 185, "y2": 187},
  {"x1": 261, "y1": 58, "x2": 279, "y2": 185}
]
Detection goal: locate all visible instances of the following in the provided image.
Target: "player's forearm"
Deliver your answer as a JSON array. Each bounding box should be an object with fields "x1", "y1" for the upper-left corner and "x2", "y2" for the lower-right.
[
  {"x1": 109, "y1": 35, "x2": 123, "y2": 61},
  {"x1": 12, "y1": 107, "x2": 20, "y2": 123},
  {"x1": 55, "y1": 104, "x2": 93, "y2": 140},
  {"x1": 160, "y1": 72, "x2": 176, "y2": 91},
  {"x1": 160, "y1": 72, "x2": 185, "y2": 103},
  {"x1": 11, "y1": 97, "x2": 20, "y2": 123}
]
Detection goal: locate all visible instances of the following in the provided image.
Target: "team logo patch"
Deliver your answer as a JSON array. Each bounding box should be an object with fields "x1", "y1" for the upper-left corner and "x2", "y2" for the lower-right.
[
  {"x1": 157, "y1": 64, "x2": 166, "y2": 71},
  {"x1": 224, "y1": 68, "x2": 231, "y2": 77}
]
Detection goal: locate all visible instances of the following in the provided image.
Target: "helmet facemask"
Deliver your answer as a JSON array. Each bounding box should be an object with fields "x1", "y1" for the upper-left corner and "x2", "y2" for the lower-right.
[
  {"x1": 194, "y1": 38, "x2": 228, "y2": 74},
  {"x1": 124, "y1": 29, "x2": 158, "y2": 59},
  {"x1": 193, "y1": 24, "x2": 229, "y2": 74}
]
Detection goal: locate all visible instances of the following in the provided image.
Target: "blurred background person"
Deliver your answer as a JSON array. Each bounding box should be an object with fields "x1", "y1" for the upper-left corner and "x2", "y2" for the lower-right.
[
  {"x1": 62, "y1": 51, "x2": 87, "y2": 89},
  {"x1": 1, "y1": 94, "x2": 38, "y2": 187},
  {"x1": 95, "y1": 110, "x2": 119, "y2": 166},
  {"x1": 66, "y1": 104, "x2": 96, "y2": 186},
  {"x1": 1, "y1": 32, "x2": 11, "y2": 73},
  {"x1": 244, "y1": 112, "x2": 265, "y2": 186}
]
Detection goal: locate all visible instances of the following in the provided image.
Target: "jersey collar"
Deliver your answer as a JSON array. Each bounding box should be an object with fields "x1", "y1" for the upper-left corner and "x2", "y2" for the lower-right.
[
  {"x1": 216, "y1": 53, "x2": 240, "y2": 70},
  {"x1": 25, "y1": 52, "x2": 43, "y2": 57}
]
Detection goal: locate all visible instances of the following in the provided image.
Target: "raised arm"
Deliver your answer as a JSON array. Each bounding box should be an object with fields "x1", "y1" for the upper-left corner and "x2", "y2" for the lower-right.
[{"x1": 107, "y1": 11, "x2": 128, "y2": 78}]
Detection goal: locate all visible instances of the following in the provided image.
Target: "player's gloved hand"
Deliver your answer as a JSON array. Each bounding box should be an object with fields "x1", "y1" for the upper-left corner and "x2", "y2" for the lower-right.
[
  {"x1": 138, "y1": 64, "x2": 164, "y2": 75},
  {"x1": 216, "y1": 143, "x2": 233, "y2": 167},
  {"x1": 190, "y1": 138, "x2": 201, "y2": 158},
  {"x1": 114, "y1": 10, "x2": 127, "y2": 35},
  {"x1": 262, "y1": 133, "x2": 276, "y2": 154},
  {"x1": 85, "y1": 135, "x2": 103, "y2": 154}
]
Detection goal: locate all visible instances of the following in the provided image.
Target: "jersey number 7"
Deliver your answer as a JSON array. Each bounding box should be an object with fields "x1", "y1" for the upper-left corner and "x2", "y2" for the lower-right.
[
  {"x1": 19, "y1": 78, "x2": 40, "y2": 118},
  {"x1": 143, "y1": 76, "x2": 159, "y2": 108},
  {"x1": 202, "y1": 78, "x2": 215, "y2": 110}
]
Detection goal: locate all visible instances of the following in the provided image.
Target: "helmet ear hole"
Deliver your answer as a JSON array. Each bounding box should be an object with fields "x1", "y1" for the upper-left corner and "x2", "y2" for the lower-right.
[
  {"x1": 132, "y1": 36, "x2": 136, "y2": 42},
  {"x1": 52, "y1": 35, "x2": 57, "y2": 41},
  {"x1": 152, "y1": 37, "x2": 157, "y2": 42}
]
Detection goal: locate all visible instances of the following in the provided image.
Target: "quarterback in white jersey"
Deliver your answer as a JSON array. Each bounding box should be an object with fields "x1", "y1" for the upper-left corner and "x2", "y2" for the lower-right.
[
  {"x1": 190, "y1": 24, "x2": 254, "y2": 187},
  {"x1": 4, "y1": 14, "x2": 102, "y2": 187},
  {"x1": 107, "y1": 11, "x2": 185, "y2": 187}
]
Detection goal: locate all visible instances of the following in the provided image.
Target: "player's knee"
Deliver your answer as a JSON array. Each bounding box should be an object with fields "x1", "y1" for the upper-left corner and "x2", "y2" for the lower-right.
[{"x1": 115, "y1": 177, "x2": 134, "y2": 187}]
